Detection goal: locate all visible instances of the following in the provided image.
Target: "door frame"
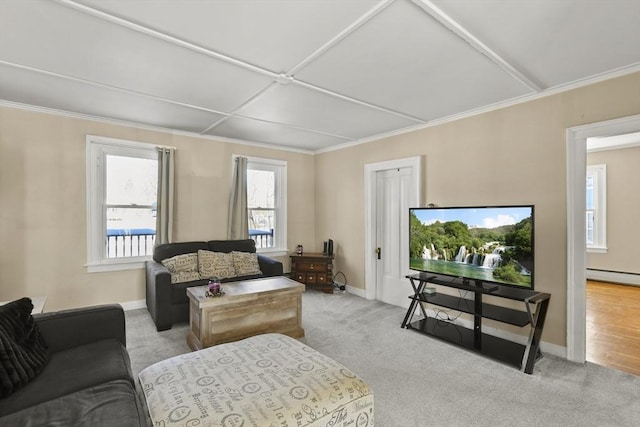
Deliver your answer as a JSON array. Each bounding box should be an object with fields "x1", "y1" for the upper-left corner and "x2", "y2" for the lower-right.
[
  {"x1": 565, "y1": 114, "x2": 640, "y2": 363},
  {"x1": 364, "y1": 156, "x2": 422, "y2": 300}
]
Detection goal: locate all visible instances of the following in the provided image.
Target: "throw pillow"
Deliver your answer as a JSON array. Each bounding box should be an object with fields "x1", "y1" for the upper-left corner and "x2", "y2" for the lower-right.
[
  {"x1": 0, "y1": 297, "x2": 50, "y2": 398},
  {"x1": 198, "y1": 250, "x2": 236, "y2": 280},
  {"x1": 232, "y1": 251, "x2": 262, "y2": 277},
  {"x1": 168, "y1": 271, "x2": 202, "y2": 284},
  {"x1": 161, "y1": 253, "x2": 199, "y2": 284}
]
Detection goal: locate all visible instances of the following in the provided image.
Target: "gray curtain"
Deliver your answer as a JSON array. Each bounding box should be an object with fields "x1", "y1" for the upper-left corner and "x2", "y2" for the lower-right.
[
  {"x1": 155, "y1": 147, "x2": 175, "y2": 245},
  {"x1": 227, "y1": 156, "x2": 249, "y2": 240}
]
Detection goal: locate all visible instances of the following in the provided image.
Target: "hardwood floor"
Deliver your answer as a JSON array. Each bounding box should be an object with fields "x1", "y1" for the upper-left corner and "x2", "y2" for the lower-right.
[{"x1": 586, "y1": 280, "x2": 640, "y2": 376}]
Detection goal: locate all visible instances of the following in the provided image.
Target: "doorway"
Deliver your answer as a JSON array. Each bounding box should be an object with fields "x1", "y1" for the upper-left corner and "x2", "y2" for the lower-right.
[
  {"x1": 364, "y1": 157, "x2": 422, "y2": 304},
  {"x1": 586, "y1": 280, "x2": 640, "y2": 375},
  {"x1": 566, "y1": 114, "x2": 640, "y2": 363}
]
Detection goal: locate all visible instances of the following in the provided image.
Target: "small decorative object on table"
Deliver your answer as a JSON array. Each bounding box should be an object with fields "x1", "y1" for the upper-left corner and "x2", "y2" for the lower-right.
[
  {"x1": 296, "y1": 244, "x2": 303, "y2": 255},
  {"x1": 205, "y1": 277, "x2": 224, "y2": 297}
]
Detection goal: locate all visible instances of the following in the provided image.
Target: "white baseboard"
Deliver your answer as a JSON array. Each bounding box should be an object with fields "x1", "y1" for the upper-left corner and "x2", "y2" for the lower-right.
[
  {"x1": 419, "y1": 307, "x2": 567, "y2": 359},
  {"x1": 540, "y1": 340, "x2": 567, "y2": 359},
  {"x1": 345, "y1": 285, "x2": 367, "y2": 298},
  {"x1": 344, "y1": 289, "x2": 567, "y2": 359},
  {"x1": 586, "y1": 269, "x2": 640, "y2": 286},
  {"x1": 120, "y1": 299, "x2": 147, "y2": 311},
  {"x1": 122, "y1": 287, "x2": 569, "y2": 360}
]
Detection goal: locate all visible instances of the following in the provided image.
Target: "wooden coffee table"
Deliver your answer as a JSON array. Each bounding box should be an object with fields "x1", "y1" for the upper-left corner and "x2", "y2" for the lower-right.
[{"x1": 186, "y1": 276, "x2": 305, "y2": 351}]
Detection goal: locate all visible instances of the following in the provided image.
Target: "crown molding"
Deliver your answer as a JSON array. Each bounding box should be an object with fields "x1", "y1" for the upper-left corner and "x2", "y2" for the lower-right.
[
  {"x1": 316, "y1": 65, "x2": 640, "y2": 154},
  {"x1": 2, "y1": 65, "x2": 637, "y2": 156},
  {"x1": 0, "y1": 100, "x2": 316, "y2": 155}
]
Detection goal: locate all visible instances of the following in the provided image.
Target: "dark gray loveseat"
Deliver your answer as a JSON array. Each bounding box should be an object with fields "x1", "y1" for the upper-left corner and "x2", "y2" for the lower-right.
[
  {"x1": 146, "y1": 239, "x2": 283, "y2": 331},
  {"x1": 0, "y1": 302, "x2": 145, "y2": 426}
]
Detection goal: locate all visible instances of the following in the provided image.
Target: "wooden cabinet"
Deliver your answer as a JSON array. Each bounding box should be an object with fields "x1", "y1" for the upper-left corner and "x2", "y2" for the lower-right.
[{"x1": 290, "y1": 253, "x2": 334, "y2": 293}]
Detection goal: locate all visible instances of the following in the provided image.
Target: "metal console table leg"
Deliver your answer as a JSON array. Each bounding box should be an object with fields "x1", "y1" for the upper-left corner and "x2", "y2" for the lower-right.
[
  {"x1": 401, "y1": 276, "x2": 429, "y2": 328},
  {"x1": 521, "y1": 293, "x2": 551, "y2": 374}
]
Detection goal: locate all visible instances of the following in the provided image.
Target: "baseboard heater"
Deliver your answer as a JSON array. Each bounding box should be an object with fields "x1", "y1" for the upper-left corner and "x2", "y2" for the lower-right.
[{"x1": 586, "y1": 269, "x2": 640, "y2": 286}]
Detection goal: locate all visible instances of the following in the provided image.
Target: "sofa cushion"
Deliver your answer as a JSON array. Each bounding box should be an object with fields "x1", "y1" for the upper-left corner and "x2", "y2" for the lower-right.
[
  {"x1": 0, "y1": 338, "x2": 132, "y2": 416},
  {"x1": 0, "y1": 379, "x2": 145, "y2": 427},
  {"x1": 232, "y1": 251, "x2": 262, "y2": 276},
  {"x1": 34, "y1": 304, "x2": 126, "y2": 354},
  {"x1": 153, "y1": 241, "x2": 208, "y2": 263},
  {"x1": 208, "y1": 239, "x2": 256, "y2": 253},
  {"x1": 198, "y1": 250, "x2": 236, "y2": 279},
  {"x1": 0, "y1": 298, "x2": 50, "y2": 398},
  {"x1": 161, "y1": 253, "x2": 200, "y2": 284}
]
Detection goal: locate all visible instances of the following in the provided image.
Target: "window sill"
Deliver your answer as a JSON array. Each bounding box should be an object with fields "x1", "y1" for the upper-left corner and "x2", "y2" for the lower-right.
[
  {"x1": 256, "y1": 248, "x2": 289, "y2": 257},
  {"x1": 86, "y1": 258, "x2": 149, "y2": 273},
  {"x1": 587, "y1": 246, "x2": 608, "y2": 254}
]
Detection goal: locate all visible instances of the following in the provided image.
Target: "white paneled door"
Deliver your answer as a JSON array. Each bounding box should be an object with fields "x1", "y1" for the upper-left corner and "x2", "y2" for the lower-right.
[{"x1": 375, "y1": 167, "x2": 415, "y2": 308}]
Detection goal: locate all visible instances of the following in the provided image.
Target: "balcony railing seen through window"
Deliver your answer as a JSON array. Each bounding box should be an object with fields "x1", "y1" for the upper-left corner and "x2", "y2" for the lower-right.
[
  {"x1": 249, "y1": 228, "x2": 274, "y2": 249},
  {"x1": 106, "y1": 228, "x2": 156, "y2": 258},
  {"x1": 249, "y1": 207, "x2": 274, "y2": 249}
]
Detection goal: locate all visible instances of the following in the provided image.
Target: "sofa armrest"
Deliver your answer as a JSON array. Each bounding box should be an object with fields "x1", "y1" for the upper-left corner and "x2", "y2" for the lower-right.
[
  {"x1": 34, "y1": 304, "x2": 125, "y2": 353},
  {"x1": 146, "y1": 260, "x2": 173, "y2": 331},
  {"x1": 258, "y1": 255, "x2": 283, "y2": 277}
]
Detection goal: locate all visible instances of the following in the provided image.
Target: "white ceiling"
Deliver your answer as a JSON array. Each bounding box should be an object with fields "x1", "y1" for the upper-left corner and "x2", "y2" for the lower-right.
[{"x1": 1, "y1": 0, "x2": 639, "y2": 153}]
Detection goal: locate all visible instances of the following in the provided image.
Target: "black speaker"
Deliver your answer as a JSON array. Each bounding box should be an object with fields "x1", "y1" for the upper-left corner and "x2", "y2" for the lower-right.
[{"x1": 327, "y1": 239, "x2": 334, "y2": 256}]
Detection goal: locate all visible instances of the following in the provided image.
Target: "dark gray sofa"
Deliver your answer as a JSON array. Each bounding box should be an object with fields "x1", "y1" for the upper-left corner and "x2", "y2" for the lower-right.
[
  {"x1": 0, "y1": 304, "x2": 145, "y2": 426},
  {"x1": 146, "y1": 239, "x2": 283, "y2": 331}
]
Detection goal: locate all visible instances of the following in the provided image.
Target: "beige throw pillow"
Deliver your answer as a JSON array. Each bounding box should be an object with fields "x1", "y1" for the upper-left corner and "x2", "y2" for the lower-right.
[
  {"x1": 198, "y1": 250, "x2": 236, "y2": 280},
  {"x1": 169, "y1": 271, "x2": 201, "y2": 284},
  {"x1": 232, "y1": 251, "x2": 262, "y2": 277},
  {"x1": 161, "y1": 253, "x2": 199, "y2": 284}
]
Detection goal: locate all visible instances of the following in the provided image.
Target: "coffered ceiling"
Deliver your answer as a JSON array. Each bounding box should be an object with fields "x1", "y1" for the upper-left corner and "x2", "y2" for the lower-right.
[{"x1": 1, "y1": 0, "x2": 639, "y2": 152}]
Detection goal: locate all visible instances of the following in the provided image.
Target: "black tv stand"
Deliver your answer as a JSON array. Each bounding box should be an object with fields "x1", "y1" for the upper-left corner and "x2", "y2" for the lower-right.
[{"x1": 401, "y1": 273, "x2": 551, "y2": 374}]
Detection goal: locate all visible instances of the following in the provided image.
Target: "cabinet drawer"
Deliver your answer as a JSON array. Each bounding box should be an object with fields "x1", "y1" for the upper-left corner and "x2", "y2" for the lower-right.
[
  {"x1": 294, "y1": 273, "x2": 306, "y2": 283},
  {"x1": 306, "y1": 273, "x2": 317, "y2": 284},
  {"x1": 298, "y1": 262, "x2": 327, "y2": 272}
]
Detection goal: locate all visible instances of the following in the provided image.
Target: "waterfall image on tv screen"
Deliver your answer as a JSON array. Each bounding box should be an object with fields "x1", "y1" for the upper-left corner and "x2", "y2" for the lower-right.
[{"x1": 409, "y1": 206, "x2": 534, "y2": 288}]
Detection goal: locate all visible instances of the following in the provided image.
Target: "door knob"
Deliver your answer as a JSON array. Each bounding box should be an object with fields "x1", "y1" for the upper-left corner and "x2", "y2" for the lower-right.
[{"x1": 376, "y1": 247, "x2": 381, "y2": 260}]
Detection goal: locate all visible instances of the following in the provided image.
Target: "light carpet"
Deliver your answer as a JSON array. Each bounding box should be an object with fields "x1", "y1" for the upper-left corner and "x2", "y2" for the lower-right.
[{"x1": 125, "y1": 290, "x2": 639, "y2": 427}]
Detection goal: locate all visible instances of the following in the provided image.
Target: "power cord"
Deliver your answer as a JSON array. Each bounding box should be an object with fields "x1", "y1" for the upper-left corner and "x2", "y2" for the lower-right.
[
  {"x1": 433, "y1": 308, "x2": 462, "y2": 322},
  {"x1": 333, "y1": 271, "x2": 347, "y2": 292}
]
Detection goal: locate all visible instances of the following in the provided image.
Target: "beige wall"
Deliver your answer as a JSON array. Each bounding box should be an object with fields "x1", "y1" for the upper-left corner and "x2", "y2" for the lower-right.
[
  {"x1": 0, "y1": 108, "x2": 316, "y2": 310},
  {"x1": 314, "y1": 73, "x2": 640, "y2": 347},
  {"x1": 587, "y1": 146, "x2": 640, "y2": 274},
  {"x1": 1, "y1": 73, "x2": 639, "y2": 349}
]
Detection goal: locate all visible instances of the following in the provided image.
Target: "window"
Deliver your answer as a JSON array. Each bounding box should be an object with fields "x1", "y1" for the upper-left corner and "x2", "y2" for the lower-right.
[
  {"x1": 87, "y1": 136, "x2": 158, "y2": 272},
  {"x1": 586, "y1": 164, "x2": 607, "y2": 252},
  {"x1": 243, "y1": 156, "x2": 287, "y2": 255}
]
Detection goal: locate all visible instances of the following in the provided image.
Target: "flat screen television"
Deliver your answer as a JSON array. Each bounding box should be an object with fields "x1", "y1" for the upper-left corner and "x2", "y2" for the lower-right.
[{"x1": 409, "y1": 205, "x2": 534, "y2": 289}]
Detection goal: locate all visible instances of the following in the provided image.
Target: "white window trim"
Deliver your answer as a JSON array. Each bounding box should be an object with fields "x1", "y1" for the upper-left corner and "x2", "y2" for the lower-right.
[
  {"x1": 586, "y1": 163, "x2": 607, "y2": 253},
  {"x1": 86, "y1": 135, "x2": 159, "y2": 272},
  {"x1": 234, "y1": 155, "x2": 288, "y2": 256}
]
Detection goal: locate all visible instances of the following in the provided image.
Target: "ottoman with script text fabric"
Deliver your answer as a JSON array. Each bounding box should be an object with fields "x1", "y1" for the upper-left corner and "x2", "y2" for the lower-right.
[{"x1": 138, "y1": 333, "x2": 374, "y2": 426}]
